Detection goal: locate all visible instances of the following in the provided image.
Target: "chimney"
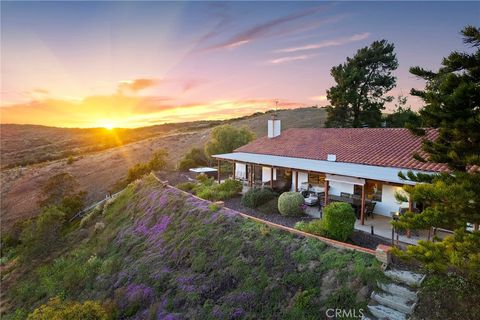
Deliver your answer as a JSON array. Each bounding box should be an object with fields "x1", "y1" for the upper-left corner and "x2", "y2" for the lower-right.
[{"x1": 267, "y1": 114, "x2": 281, "y2": 138}]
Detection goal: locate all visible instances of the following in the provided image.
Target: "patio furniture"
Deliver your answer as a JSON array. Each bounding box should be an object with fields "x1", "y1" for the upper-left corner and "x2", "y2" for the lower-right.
[
  {"x1": 365, "y1": 202, "x2": 376, "y2": 219},
  {"x1": 304, "y1": 193, "x2": 319, "y2": 206},
  {"x1": 299, "y1": 182, "x2": 310, "y2": 192}
]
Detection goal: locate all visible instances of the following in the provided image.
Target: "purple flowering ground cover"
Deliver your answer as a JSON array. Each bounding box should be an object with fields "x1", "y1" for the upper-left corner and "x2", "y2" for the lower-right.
[{"x1": 7, "y1": 175, "x2": 383, "y2": 319}]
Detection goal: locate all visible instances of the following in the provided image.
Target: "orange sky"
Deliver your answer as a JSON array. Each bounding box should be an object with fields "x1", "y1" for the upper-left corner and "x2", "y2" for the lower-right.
[{"x1": 1, "y1": 2, "x2": 476, "y2": 128}]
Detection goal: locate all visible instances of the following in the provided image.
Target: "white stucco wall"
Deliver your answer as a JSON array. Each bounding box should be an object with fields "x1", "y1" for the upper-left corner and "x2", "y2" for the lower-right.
[
  {"x1": 289, "y1": 170, "x2": 410, "y2": 218},
  {"x1": 375, "y1": 184, "x2": 409, "y2": 217},
  {"x1": 235, "y1": 162, "x2": 246, "y2": 179},
  {"x1": 291, "y1": 170, "x2": 309, "y2": 191},
  {"x1": 262, "y1": 166, "x2": 277, "y2": 182},
  {"x1": 328, "y1": 181, "x2": 354, "y2": 196}
]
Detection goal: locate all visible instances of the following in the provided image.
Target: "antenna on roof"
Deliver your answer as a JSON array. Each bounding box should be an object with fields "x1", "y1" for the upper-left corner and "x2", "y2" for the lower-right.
[{"x1": 272, "y1": 100, "x2": 279, "y2": 119}]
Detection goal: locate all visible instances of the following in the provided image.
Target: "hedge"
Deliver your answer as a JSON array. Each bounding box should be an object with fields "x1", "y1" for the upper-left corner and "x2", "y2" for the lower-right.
[{"x1": 277, "y1": 192, "x2": 305, "y2": 216}]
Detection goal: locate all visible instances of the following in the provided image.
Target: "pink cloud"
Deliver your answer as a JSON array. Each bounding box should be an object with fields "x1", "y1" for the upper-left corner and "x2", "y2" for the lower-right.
[
  {"x1": 276, "y1": 32, "x2": 371, "y2": 53},
  {"x1": 204, "y1": 5, "x2": 328, "y2": 51}
]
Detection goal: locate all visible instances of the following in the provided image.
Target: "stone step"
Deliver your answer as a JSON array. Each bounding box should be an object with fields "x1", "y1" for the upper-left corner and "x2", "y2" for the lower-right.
[
  {"x1": 367, "y1": 305, "x2": 407, "y2": 320},
  {"x1": 371, "y1": 290, "x2": 416, "y2": 314},
  {"x1": 378, "y1": 281, "x2": 418, "y2": 302},
  {"x1": 384, "y1": 269, "x2": 425, "y2": 287}
]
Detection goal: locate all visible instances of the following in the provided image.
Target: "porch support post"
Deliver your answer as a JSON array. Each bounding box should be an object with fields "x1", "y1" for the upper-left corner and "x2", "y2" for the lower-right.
[
  {"x1": 360, "y1": 184, "x2": 366, "y2": 225},
  {"x1": 324, "y1": 180, "x2": 329, "y2": 205},
  {"x1": 252, "y1": 164, "x2": 255, "y2": 187},
  {"x1": 217, "y1": 159, "x2": 221, "y2": 183},
  {"x1": 407, "y1": 196, "x2": 413, "y2": 238},
  {"x1": 270, "y1": 166, "x2": 274, "y2": 189},
  {"x1": 295, "y1": 171, "x2": 298, "y2": 192},
  {"x1": 232, "y1": 162, "x2": 236, "y2": 180}
]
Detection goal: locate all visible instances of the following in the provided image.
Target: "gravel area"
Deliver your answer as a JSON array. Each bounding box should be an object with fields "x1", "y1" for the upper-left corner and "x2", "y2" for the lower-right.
[
  {"x1": 223, "y1": 196, "x2": 390, "y2": 250},
  {"x1": 156, "y1": 173, "x2": 392, "y2": 250},
  {"x1": 223, "y1": 196, "x2": 316, "y2": 228}
]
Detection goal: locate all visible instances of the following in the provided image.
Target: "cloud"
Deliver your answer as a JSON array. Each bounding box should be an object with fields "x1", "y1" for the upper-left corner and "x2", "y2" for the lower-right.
[
  {"x1": 182, "y1": 79, "x2": 206, "y2": 93},
  {"x1": 0, "y1": 95, "x2": 304, "y2": 128},
  {"x1": 310, "y1": 95, "x2": 327, "y2": 102},
  {"x1": 268, "y1": 55, "x2": 311, "y2": 65},
  {"x1": 276, "y1": 32, "x2": 370, "y2": 53},
  {"x1": 32, "y1": 88, "x2": 50, "y2": 95},
  {"x1": 117, "y1": 78, "x2": 159, "y2": 94},
  {"x1": 204, "y1": 5, "x2": 327, "y2": 51}
]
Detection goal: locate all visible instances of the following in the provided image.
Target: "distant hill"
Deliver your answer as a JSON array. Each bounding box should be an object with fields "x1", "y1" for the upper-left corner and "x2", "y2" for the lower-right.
[
  {"x1": 0, "y1": 107, "x2": 326, "y2": 169},
  {"x1": 1, "y1": 175, "x2": 379, "y2": 318},
  {"x1": 0, "y1": 107, "x2": 326, "y2": 228}
]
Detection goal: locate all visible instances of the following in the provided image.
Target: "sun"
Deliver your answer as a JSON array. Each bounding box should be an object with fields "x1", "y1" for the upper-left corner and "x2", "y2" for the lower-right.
[{"x1": 104, "y1": 123, "x2": 115, "y2": 130}]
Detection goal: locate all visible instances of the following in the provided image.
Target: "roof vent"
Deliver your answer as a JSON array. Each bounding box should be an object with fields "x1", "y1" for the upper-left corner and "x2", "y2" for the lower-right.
[{"x1": 327, "y1": 154, "x2": 336, "y2": 162}]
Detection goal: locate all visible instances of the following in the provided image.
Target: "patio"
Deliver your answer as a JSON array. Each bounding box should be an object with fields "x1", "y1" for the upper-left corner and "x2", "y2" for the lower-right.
[{"x1": 304, "y1": 206, "x2": 429, "y2": 245}]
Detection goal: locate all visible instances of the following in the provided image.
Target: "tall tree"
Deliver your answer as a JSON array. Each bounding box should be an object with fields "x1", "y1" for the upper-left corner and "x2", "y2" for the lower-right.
[
  {"x1": 393, "y1": 26, "x2": 480, "y2": 281},
  {"x1": 205, "y1": 125, "x2": 255, "y2": 157},
  {"x1": 383, "y1": 95, "x2": 422, "y2": 128},
  {"x1": 326, "y1": 40, "x2": 398, "y2": 128},
  {"x1": 409, "y1": 25, "x2": 480, "y2": 171}
]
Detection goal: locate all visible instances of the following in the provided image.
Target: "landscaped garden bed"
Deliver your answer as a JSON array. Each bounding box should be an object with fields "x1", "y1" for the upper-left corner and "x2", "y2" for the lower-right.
[{"x1": 223, "y1": 195, "x2": 391, "y2": 250}]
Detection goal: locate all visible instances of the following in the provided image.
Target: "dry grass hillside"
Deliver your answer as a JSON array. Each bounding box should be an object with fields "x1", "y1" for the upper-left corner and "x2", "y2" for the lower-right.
[{"x1": 0, "y1": 107, "x2": 326, "y2": 230}]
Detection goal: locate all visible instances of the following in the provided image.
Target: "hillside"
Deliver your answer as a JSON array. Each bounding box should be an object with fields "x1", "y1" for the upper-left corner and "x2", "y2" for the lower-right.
[
  {"x1": 2, "y1": 175, "x2": 381, "y2": 319},
  {"x1": 0, "y1": 107, "x2": 326, "y2": 230},
  {"x1": 0, "y1": 121, "x2": 220, "y2": 170}
]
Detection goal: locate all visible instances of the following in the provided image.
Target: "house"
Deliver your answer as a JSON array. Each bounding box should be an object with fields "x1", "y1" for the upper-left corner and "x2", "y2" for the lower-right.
[{"x1": 213, "y1": 116, "x2": 446, "y2": 225}]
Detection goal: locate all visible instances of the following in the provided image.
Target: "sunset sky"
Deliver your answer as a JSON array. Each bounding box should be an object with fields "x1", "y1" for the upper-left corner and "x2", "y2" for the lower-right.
[{"x1": 1, "y1": 1, "x2": 478, "y2": 128}]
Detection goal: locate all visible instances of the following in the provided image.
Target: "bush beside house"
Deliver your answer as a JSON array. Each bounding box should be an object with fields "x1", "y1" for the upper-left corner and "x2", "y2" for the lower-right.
[
  {"x1": 241, "y1": 188, "x2": 277, "y2": 208},
  {"x1": 176, "y1": 175, "x2": 242, "y2": 201},
  {"x1": 322, "y1": 202, "x2": 356, "y2": 241},
  {"x1": 277, "y1": 192, "x2": 305, "y2": 216},
  {"x1": 295, "y1": 202, "x2": 355, "y2": 242}
]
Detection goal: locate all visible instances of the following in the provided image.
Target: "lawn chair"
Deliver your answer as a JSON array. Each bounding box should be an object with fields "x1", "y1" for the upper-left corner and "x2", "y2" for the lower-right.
[{"x1": 365, "y1": 202, "x2": 376, "y2": 219}]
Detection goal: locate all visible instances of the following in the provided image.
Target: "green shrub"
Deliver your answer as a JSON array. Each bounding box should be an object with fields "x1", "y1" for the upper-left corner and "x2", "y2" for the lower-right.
[
  {"x1": 208, "y1": 203, "x2": 220, "y2": 212},
  {"x1": 27, "y1": 297, "x2": 107, "y2": 320},
  {"x1": 194, "y1": 178, "x2": 242, "y2": 201},
  {"x1": 177, "y1": 148, "x2": 209, "y2": 171},
  {"x1": 147, "y1": 149, "x2": 168, "y2": 171},
  {"x1": 126, "y1": 149, "x2": 169, "y2": 183},
  {"x1": 127, "y1": 163, "x2": 150, "y2": 183},
  {"x1": 277, "y1": 192, "x2": 305, "y2": 216},
  {"x1": 241, "y1": 188, "x2": 277, "y2": 208},
  {"x1": 217, "y1": 179, "x2": 242, "y2": 195},
  {"x1": 322, "y1": 202, "x2": 355, "y2": 241},
  {"x1": 176, "y1": 182, "x2": 196, "y2": 192},
  {"x1": 196, "y1": 173, "x2": 213, "y2": 184},
  {"x1": 20, "y1": 207, "x2": 66, "y2": 260},
  {"x1": 177, "y1": 158, "x2": 197, "y2": 171},
  {"x1": 258, "y1": 198, "x2": 280, "y2": 214},
  {"x1": 294, "y1": 219, "x2": 326, "y2": 236},
  {"x1": 79, "y1": 203, "x2": 103, "y2": 228}
]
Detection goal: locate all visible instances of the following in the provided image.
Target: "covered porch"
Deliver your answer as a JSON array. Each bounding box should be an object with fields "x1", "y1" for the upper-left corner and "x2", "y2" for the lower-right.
[
  {"x1": 304, "y1": 206, "x2": 429, "y2": 245},
  {"x1": 213, "y1": 152, "x2": 417, "y2": 226}
]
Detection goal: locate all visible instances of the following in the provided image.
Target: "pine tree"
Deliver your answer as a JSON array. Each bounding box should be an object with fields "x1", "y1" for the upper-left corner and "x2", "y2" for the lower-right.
[
  {"x1": 393, "y1": 26, "x2": 480, "y2": 281},
  {"x1": 325, "y1": 40, "x2": 398, "y2": 128}
]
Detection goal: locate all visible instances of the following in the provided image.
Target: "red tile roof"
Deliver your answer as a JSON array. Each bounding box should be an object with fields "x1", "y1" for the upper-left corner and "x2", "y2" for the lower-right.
[{"x1": 235, "y1": 128, "x2": 447, "y2": 172}]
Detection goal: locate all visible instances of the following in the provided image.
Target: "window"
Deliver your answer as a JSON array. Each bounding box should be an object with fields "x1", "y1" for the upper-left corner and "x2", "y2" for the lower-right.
[
  {"x1": 354, "y1": 181, "x2": 383, "y2": 202},
  {"x1": 308, "y1": 172, "x2": 325, "y2": 185}
]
